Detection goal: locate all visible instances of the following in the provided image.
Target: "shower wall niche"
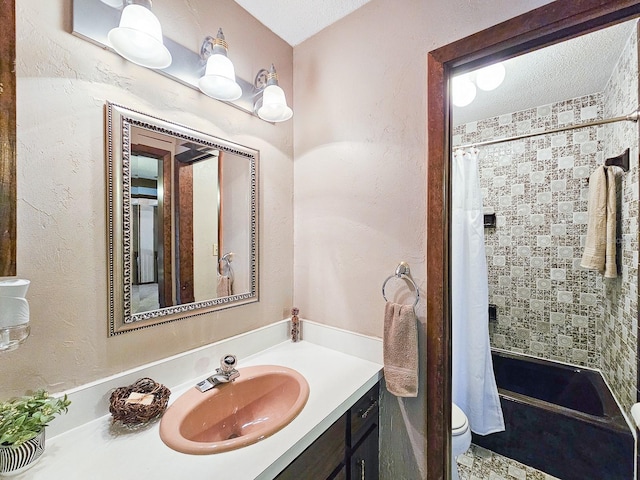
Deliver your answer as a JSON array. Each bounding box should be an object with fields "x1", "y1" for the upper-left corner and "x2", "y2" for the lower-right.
[{"x1": 452, "y1": 25, "x2": 638, "y2": 412}]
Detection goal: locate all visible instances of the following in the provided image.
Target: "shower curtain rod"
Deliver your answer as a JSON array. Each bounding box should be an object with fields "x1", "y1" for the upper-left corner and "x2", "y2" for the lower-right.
[{"x1": 455, "y1": 108, "x2": 640, "y2": 150}]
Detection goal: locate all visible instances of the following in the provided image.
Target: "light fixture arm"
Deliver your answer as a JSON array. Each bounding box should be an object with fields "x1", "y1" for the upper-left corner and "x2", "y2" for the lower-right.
[
  {"x1": 265, "y1": 64, "x2": 279, "y2": 87},
  {"x1": 200, "y1": 29, "x2": 230, "y2": 60},
  {"x1": 254, "y1": 68, "x2": 269, "y2": 91}
]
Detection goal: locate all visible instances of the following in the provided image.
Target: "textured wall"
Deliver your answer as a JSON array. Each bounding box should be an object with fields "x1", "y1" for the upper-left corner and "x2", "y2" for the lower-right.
[
  {"x1": 454, "y1": 95, "x2": 605, "y2": 368},
  {"x1": 292, "y1": 0, "x2": 553, "y2": 478},
  {"x1": 3, "y1": 0, "x2": 560, "y2": 476},
  {"x1": 3, "y1": 0, "x2": 294, "y2": 397},
  {"x1": 601, "y1": 24, "x2": 639, "y2": 414}
]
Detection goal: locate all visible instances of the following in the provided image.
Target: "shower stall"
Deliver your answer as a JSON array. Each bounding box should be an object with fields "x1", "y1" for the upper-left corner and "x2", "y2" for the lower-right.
[{"x1": 450, "y1": 19, "x2": 639, "y2": 480}]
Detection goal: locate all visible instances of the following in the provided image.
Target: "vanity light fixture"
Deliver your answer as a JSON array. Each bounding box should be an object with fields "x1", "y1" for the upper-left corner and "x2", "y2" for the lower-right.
[
  {"x1": 107, "y1": 0, "x2": 172, "y2": 69},
  {"x1": 74, "y1": 0, "x2": 291, "y2": 123},
  {"x1": 198, "y1": 29, "x2": 242, "y2": 102},
  {"x1": 255, "y1": 64, "x2": 293, "y2": 123}
]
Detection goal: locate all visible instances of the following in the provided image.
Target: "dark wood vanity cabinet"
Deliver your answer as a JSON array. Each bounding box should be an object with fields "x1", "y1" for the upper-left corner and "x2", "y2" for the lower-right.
[
  {"x1": 349, "y1": 383, "x2": 379, "y2": 480},
  {"x1": 350, "y1": 427, "x2": 379, "y2": 480},
  {"x1": 275, "y1": 382, "x2": 379, "y2": 480}
]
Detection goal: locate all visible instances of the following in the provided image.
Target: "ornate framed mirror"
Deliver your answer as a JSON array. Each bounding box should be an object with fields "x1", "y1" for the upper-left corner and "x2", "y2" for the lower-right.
[{"x1": 106, "y1": 102, "x2": 258, "y2": 335}]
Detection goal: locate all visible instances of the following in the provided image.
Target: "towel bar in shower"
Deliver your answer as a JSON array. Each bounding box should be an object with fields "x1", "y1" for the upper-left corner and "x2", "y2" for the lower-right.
[
  {"x1": 382, "y1": 261, "x2": 420, "y2": 308},
  {"x1": 604, "y1": 148, "x2": 630, "y2": 172}
]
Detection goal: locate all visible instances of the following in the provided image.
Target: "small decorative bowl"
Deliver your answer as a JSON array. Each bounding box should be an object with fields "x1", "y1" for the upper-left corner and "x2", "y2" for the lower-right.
[{"x1": 109, "y1": 378, "x2": 171, "y2": 425}]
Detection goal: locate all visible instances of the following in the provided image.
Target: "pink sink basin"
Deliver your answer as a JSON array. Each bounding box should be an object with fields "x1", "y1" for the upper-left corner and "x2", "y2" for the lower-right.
[{"x1": 159, "y1": 365, "x2": 310, "y2": 454}]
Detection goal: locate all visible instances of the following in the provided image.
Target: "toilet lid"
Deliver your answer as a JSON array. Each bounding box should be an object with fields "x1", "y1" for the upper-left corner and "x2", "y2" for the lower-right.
[{"x1": 452, "y1": 403, "x2": 469, "y2": 435}]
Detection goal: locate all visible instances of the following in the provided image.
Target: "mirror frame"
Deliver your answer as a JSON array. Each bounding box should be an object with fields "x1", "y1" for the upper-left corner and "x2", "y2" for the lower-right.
[
  {"x1": 106, "y1": 102, "x2": 259, "y2": 335},
  {"x1": 426, "y1": 1, "x2": 640, "y2": 478},
  {"x1": 0, "y1": 0, "x2": 16, "y2": 277}
]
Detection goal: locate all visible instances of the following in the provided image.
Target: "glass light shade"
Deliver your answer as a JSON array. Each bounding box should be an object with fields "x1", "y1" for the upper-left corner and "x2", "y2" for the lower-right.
[
  {"x1": 452, "y1": 75, "x2": 476, "y2": 107},
  {"x1": 198, "y1": 54, "x2": 242, "y2": 101},
  {"x1": 475, "y1": 62, "x2": 506, "y2": 91},
  {"x1": 107, "y1": 4, "x2": 172, "y2": 69},
  {"x1": 257, "y1": 84, "x2": 293, "y2": 122}
]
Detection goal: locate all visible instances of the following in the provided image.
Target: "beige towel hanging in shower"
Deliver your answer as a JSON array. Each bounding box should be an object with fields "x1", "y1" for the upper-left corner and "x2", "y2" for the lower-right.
[{"x1": 580, "y1": 165, "x2": 617, "y2": 278}]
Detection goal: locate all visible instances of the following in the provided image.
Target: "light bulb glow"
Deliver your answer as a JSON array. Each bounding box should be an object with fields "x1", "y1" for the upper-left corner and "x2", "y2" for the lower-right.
[
  {"x1": 108, "y1": 4, "x2": 172, "y2": 69},
  {"x1": 452, "y1": 75, "x2": 476, "y2": 107},
  {"x1": 475, "y1": 62, "x2": 506, "y2": 91}
]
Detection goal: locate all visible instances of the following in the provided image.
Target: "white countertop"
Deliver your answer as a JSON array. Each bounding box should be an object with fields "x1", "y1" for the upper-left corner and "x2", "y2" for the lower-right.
[{"x1": 19, "y1": 340, "x2": 382, "y2": 480}]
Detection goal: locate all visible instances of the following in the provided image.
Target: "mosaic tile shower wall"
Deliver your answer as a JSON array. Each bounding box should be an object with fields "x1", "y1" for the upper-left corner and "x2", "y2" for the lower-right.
[
  {"x1": 600, "y1": 24, "x2": 638, "y2": 413},
  {"x1": 454, "y1": 95, "x2": 605, "y2": 369},
  {"x1": 452, "y1": 24, "x2": 638, "y2": 412}
]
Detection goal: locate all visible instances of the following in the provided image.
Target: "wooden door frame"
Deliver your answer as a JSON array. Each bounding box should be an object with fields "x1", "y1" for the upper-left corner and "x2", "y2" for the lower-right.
[
  {"x1": 0, "y1": 0, "x2": 16, "y2": 276},
  {"x1": 131, "y1": 144, "x2": 173, "y2": 307},
  {"x1": 426, "y1": 1, "x2": 640, "y2": 478},
  {"x1": 176, "y1": 161, "x2": 195, "y2": 304}
]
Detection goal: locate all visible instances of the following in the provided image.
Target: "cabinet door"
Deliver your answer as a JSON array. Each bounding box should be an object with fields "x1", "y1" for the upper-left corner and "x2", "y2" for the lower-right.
[
  {"x1": 332, "y1": 464, "x2": 347, "y2": 480},
  {"x1": 275, "y1": 415, "x2": 346, "y2": 480},
  {"x1": 350, "y1": 425, "x2": 379, "y2": 480},
  {"x1": 350, "y1": 384, "x2": 379, "y2": 447}
]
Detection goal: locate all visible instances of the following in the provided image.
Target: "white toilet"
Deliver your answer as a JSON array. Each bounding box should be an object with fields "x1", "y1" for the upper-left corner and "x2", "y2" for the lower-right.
[{"x1": 451, "y1": 403, "x2": 472, "y2": 480}]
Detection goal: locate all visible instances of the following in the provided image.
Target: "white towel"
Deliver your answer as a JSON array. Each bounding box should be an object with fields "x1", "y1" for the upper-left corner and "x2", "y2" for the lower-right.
[
  {"x1": 383, "y1": 301, "x2": 418, "y2": 397},
  {"x1": 581, "y1": 166, "x2": 617, "y2": 278}
]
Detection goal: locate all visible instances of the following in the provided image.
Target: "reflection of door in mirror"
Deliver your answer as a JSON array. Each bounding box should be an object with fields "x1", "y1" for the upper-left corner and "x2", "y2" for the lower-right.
[
  {"x1": 176, "y1": 142, "x2": 220, "y2": 303},
  {"x1": 219, "y1": 152, "x2": 252, "y2": 296},
  {"x1": 130, "y1": 129, "x2": 173, "y2": 314},
  {"x1": 129, "y1": 129, "x2": 226, "y2": 310}
]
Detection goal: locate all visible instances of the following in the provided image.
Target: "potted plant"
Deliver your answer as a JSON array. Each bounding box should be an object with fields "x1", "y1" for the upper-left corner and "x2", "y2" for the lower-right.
[{"x1": 0, "y1": 390, "x2": 70, "y2": 476}]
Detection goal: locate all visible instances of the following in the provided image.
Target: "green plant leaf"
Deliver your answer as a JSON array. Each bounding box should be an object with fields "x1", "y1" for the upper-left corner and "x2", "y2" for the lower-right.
[{"x1": 0, "y1": 391, "x2": 70, "y2": 446}]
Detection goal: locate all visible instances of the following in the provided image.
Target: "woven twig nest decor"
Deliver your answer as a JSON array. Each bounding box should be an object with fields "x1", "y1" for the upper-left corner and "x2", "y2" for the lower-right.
[{"x1": 109, "y1": 378, "x2": 171, "y2": 425}]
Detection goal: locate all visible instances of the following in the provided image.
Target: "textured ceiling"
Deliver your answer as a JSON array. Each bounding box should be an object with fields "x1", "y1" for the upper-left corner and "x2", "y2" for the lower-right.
[
  {"x1": 454, "y1": 20, "x2": 637, "y2": 125},
  {"x1": 233, "y1": 0, "x2": 373, "y2": 46}
]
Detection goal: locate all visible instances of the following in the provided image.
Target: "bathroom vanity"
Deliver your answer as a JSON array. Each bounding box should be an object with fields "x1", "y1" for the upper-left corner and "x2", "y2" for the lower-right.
[
  {"x1": 276, "y1": 383, "x2": 379, "y2": 480},
  {"x1": 15, "y1": 320, "x2": 383, "y2": 479}
]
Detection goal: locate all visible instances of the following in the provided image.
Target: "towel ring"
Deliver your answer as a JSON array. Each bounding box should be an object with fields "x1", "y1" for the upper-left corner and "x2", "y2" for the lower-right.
[
  {"x1": 381, "y1": 261, "x2": 420, "y2": 308},
  {"x1": 218, "y1": 252, "x2": 235, "y2": 278}
]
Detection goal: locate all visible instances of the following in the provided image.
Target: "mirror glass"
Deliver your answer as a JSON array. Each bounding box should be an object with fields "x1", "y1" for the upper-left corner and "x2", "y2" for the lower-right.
[
  {"x1": 449, "y1": 19, "x2": 638, "y2": 480},
  {"x1": 107, "y1": 102, "x2": 258, "y2": 335}
]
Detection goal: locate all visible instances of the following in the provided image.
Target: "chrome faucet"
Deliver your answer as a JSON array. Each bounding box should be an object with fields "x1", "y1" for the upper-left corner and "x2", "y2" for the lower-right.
[{"x1": 196, "y1": 354, "x2": 240, "y2": 393}]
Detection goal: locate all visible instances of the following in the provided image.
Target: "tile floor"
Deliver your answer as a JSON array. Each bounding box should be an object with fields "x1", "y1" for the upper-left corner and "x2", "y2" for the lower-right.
[
  {"x1": 132, "y1": 283, "x2": 160, "y2": 313},
  {"x1": 457, "y1": 444, "x2": 560, "y2": 480}
]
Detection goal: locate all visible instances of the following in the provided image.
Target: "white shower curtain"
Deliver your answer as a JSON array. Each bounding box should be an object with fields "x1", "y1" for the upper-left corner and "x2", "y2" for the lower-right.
[{"x1": 451, "y1": 148, "x2": 505, "y2": 436}]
